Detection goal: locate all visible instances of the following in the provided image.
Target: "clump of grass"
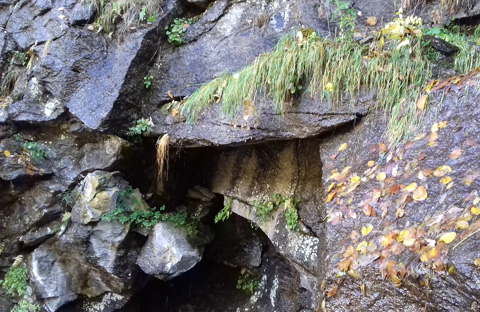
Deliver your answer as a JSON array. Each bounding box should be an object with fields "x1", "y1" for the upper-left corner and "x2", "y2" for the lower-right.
[
  {"x1": 440, "y1": 0, "x2": 472, "y2": 12},
  {"x1": 399, "y1": 0, "x2": 471, "y2": 12},
  {"x1": 90, "y1": 0, "x2": 163, "y2": 34},
  {"x1": 1, "y1": 68, "x2": 22, "y2": 96},
  {"x1": 448, "y1": 26, "x2": 480, "y2": 74},
  {"x1": 181, "y1": 31, "x2": 435, "y2": 144}
]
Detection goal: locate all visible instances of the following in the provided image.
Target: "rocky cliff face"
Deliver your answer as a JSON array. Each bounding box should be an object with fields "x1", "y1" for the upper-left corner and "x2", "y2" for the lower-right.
[{"x1": 0, "y1": 0, "x2": 480, "y2": 311}]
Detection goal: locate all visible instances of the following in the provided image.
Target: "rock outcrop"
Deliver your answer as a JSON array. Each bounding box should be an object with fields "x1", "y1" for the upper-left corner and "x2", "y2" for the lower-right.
[{"x1": 0, "y1": 0, "x2": 479, "y2": 311}]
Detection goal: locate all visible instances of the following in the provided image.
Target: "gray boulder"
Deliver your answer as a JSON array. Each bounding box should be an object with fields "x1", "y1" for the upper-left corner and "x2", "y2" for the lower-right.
[
  {"x1": 136, "y1": 221, "x2": 204, "y2": 280},
  {"x1": 29, "y1": 171, "x2": 147, "y2": 311}
]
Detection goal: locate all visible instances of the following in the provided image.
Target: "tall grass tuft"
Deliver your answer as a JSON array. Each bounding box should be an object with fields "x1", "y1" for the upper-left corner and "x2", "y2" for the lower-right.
[
  {"x1": 180, "y1": 32, "x2": 439, "y2": 144},
  {"x1": 88, "y1": 0, "x2": 163, "y2": 34}
]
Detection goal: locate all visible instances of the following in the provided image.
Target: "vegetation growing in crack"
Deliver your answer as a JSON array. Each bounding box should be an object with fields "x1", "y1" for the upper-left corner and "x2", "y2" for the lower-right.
[
  {"x1": 285, "y1": 197, "x2": 300, "y2": 231},
  {"x1": 11, "y1": 298, "x2": 40, "y2": 312},
  {"x1": 236, "y1": 268, "x2": 259, "y2": 294},
  {"x1": 58, "y1": 190, "x2": 79, "y2": 208},
  {"x1": 214, "y1": 197, "x2": 233, "y2": 223},
  {"x1": 178, "y1": 13, "x2": 480, "y2": 144},
  {"x1": 101, "y1": 186, "x2": 201, "y2": 236},
  {"x1": 165, "y1": 17, "x2": 196, "y2": 46},
  {"x1": 253, "y1": 194, "x2": 300, "y2": 231},
  {"x1": 127, "y1": 117, "x2": 154, "y2": 139},
  {"x1": 1, "y1": 256, "x2": 28, "y2": 297},
  {"x1": 88, "y1": 0, "x2": 163, "y2": 34},
  {"x1": 1, "y1": 48, "x2": 34, "y2": 97},
  {"x1": 23, "y1": 142, "x2": 47, "y2": 161},
  {"x1": 0, "y1": 256, "x2": 39, "y2": 312},
  {"x1": 143, "y1": 75, "x2": 153, "y2": 89}
]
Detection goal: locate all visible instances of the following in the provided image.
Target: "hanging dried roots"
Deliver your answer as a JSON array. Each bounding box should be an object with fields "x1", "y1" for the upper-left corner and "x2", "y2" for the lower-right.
[{"x1": 155, "y1": 134, "x2": 170, "y2": 192}]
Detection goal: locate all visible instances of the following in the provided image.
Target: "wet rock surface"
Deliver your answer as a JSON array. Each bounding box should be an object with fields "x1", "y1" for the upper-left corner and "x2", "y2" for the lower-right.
[
  {"x1": 0, "y1": 0, "x2": 479, "y2": 311},
  {"x1": 319, "y1": 76, "x2": 480, "y2": 311},
  {"x1": 136, "y1": 221, "x2": 209, "y2": 281}
]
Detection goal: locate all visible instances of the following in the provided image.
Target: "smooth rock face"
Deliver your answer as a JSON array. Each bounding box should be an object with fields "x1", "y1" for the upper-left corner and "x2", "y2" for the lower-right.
[{"x1": 136, "y1": 221, "x2": 204, "y2": 280}]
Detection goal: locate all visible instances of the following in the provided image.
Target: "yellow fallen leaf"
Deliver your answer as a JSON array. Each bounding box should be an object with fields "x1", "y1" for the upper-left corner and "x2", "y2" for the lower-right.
[
  {"x1": 361, "y1": 224, "x2": 373, "y2": 236},
  {"x1": 429, "y1": 247, "x2": 440, "y2": 258},
  {"x1": 404, "y1": 182, "x2": 417, "y2": 192},
  {"x1": 431, "y1": 122, "x2": 439, "y2": 133},
  {"x1": 338, "y1": 257, "x2": 354, "y2": 272},
  {"x1": 368, "y1": 160, "x2": 375, "y2": 167},
  {"x1": 327, "y1": 182, "x2": 335, "y2": 193},
  {"x1": 440, "y1": 176, "x2": 452, "y2": 185},
  {"x1": 471, "y1": 207, "x2": 480, "y2": 215},
  {"x1": 455, "y1": 220, "x2": 469, "y2": 230},
  {"x1": 417, "y1": 94, "x2": 428, "y2": 110},
  {"x1": 424, "y1": 80, "x2": 438, "y2": 93},
  {"x1": 356, "y1": 241, "x2": 368, "y2": 254},
  {"x1": 420, "y1": 253, "x2": 429, "y2": 262},
  {"x1": 414, "y1": 132, "x2": 427, "y2": 141},
  {"x1": 449, "y1": 149, "x2": 462, "y2": 159},
  {"x1": 376, "y1": 172, "x2": 387, "y2": 182},
  {"x1": 438, "y1": 232, "x2": 457, "y2": 244},
  {"x1": 446, "y1": 182, "x2": 454, "y2": 190},
  {"x1": 413, "y1": 186, "x2": 428, "y2": 201},
  {"x1": 420, "y1": 247, "x2": 439, "y2": 262},
  {"x1": 4, "y1": 150, "x2": 10, "y2": 157},
  {"x1": 397, "y1": 230, "x2": 409, "y2": 242},
  {"x1": 475, "y1": 259, "x2": 480, "y2": 267},
  {"x1": 433, "y1": 165, "x2": 452, "y2": 177},
  {"x1": 338, "y1": 143, "x2": 348, "y2": 152},
  {"x1": 350, "y1": 176, "x2": 361, "y2": 183},
  {"x1": 438, "y1": 121, "x2": 448, "y2": 128},
  {"x1": 327, "y1": 192, "x2": 336, "y2": 203}
]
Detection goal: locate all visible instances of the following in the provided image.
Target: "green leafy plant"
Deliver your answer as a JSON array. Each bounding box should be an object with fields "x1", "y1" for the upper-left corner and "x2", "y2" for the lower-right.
[
  {"x1": 331, "y1": 0, "x2": 356, "y2": 36},
  {"x1": 284, "y1": 198, "x2": 300, "y2": 231},
  {"x1": 144, "y1": 75, "x2": 153, "y2": 88},
  {"x1": 0, "y1": 256, "x2": 27, "y2": 297},
  {"x1": 165, "y1": 18, "x2": 195, "y2": 45},
  {"x1": 12, "y1": 298, "x2": 40, "y2": 312},
  {"x1": 127, "y1": 117, "x2": 154, "y2": 137},
  {"x1": 13, "y1": 51, "x2": 29, "y2": 67},
  {"x1": 253, "y1": 200, "x2": 276, "y2": 224},
  {"x1": 147, "y1": 11, "x2": 156, "y2": 23},
  {"x1": 58, "y1": 190, "x2": 78, "y2": 207},
  {"x1": 236, "y1": 268, "x2": 259, "y2": 294},
  {"x1": 23, "y1": 141, "x2": 46, "y2": 161},
  {"x1": 139, "y1": 7, "x2": 156, "y2": 23},
  {"x1": 214, "y1": 197, "x2": 233, "y2": 223},
  {"x1": 101, "y1": 186, "x2": 201, "y2": 235},
  {"x1": 253, "y1": 194, "x2": 300, "y2": 230}
]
